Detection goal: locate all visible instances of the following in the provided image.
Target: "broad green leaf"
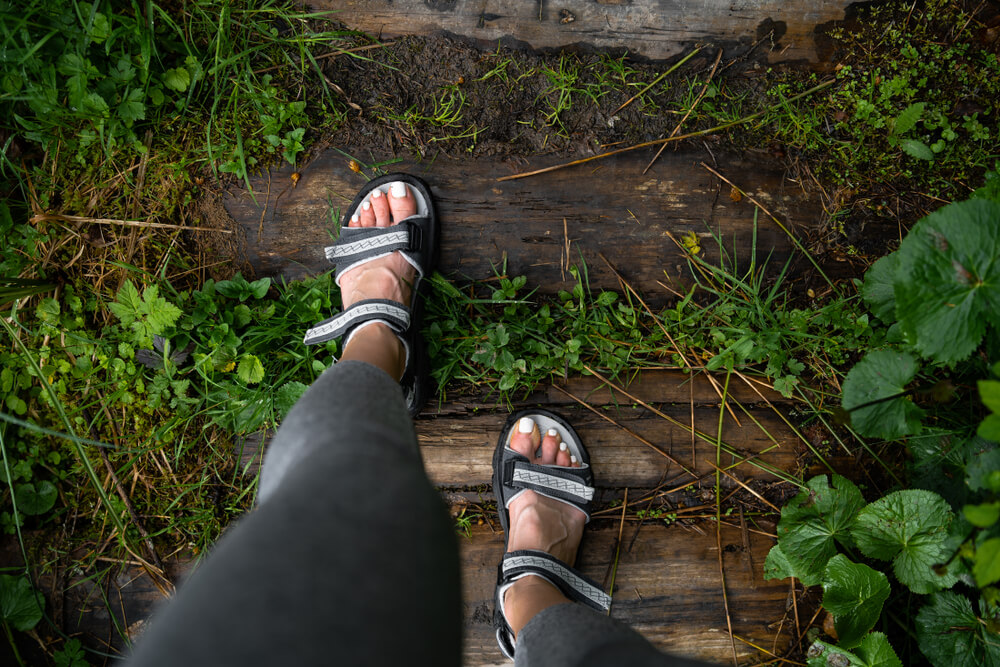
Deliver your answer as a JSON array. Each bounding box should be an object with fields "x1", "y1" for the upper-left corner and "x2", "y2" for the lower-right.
[
  {"x1": 274, "y1": 381, "x2": 308, "y2": 418},
  {"x1": 164, "y1": 67, "x2": 191, "y2": 92},
  {"x1": 0, "y1": 575, "x2": 44, "y2": 631},
  {"x1": 15, "y1": 481, "x2": 57, "y2": 515},
  {"x1": 807, "y1": 633, "x2": 902, "y2": 667},
  {"x1": 853, "y1": 490, "x2": 954, "y2": 594},
  {"x1": 250, "y1": 278, "x2": 271, "y2": 299},
  {"x1": 901, "y1": 139, "x2": 934, "y2": 161},
  {"x1": 117, "y1": 88, "x2": 145, "y2": 125},
  {"x1": 773, "y1": 475, "x2": 866, "y2": 586},
  {"x1": 822, "y1": 554, "x2": 891, "y2": 648},
  {"x1": 861, "y1": 254, "x2": 899, "y2": 322},
  {"x1": 763, "y1": 543, "x2": 795, "y2": 580},
  {"x1": 892, "y1": 102, "x2": 925, "y2": 136},
  {"x1": 842, "y1": 350, "x2": 923, "y2": 439},
  {"x1": 981, "y1": 381, "x2": 1000, "y2": 412},
  {"x1": 973, "y1": 538, "x2": 1000, "y2": 587},
  {"x1": 967, "y1": 445, "x2": 1000, "y2": 492},
  {"x1": 980, "y1": 415, "x2": 1000, "y2": 442},
  {"x1": 964, "y1": 502, "x2": 1000, "y2": 528},
  {"x1": 108, "y1": 280, "x2": 142, "y2": 325},
  {"x1": 894, "y1": 199, "x2": 1000, "y2": 363},
  {"x1": 917, "y1": 592, "x2": 1000, "y2": 667},
  {"x1": 237, "y1": 354, "x2": 265, "y2": 385}
]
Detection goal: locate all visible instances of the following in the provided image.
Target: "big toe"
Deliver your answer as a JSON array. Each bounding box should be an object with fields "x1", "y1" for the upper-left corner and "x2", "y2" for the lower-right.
[
  {"x1": 509, "y1": 416, "x2": 540, "y2": 459},
  {"x1": 388, "y1": 181, "x2": 418, "y2": 223}
]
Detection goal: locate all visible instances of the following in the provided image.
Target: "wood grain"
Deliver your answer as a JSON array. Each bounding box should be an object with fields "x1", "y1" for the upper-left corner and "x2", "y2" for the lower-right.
[
  {"x1": 313, "y1": 0, "x2": 851, "y2": 64},
  {"x1": 223, "y1": 149, "x2": 827, "y2": 305}
]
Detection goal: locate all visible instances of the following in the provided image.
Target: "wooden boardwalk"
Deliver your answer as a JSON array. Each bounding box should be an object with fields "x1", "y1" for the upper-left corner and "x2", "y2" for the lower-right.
[{"x1": 64, "y1": 2, "x2": 861, "y2": 662}]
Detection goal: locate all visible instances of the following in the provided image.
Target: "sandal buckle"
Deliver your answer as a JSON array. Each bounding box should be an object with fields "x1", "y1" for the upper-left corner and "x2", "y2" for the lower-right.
[{"x1": 405, "y1": 220, "x2": 422, "y2": 251}]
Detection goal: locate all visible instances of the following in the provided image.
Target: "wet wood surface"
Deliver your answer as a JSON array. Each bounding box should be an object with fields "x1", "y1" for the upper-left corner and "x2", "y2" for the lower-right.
[
  {"x1": 314, "y1": 0, "x2": 852, "y2": 64},
  {"x1": 222, "y1": 148, "x2": 830, "y2": 307}
]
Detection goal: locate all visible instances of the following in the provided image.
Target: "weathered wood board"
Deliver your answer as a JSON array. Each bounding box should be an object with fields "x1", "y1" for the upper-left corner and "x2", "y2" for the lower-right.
[
  {"x1": 314, "y1": 0, "x2": 852, "y2": 64},
  {"x1": 222, "y1": 149, "x2": 828, "y2": 304},
  {"x1": 64, "y1": 521, "x2": 789, "y2": 665}
]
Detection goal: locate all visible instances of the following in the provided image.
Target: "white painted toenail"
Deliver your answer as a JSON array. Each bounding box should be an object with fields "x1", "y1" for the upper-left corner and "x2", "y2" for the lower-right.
[
  {"x1": 371, "y1": 188, "x2": 382, "y2": 198},
  {"x1": 350, "y1": 213, "x2": 359, "y2": 223},
  {"x1": 547, "y1": 428, "x2": 558, "y2": 437},
  {"x1": 518, "y1": 417, "x2": 535, "y2": 433},
  {"x1": 559, "y1": 442, "x2": 568, "y2": 452},
  {"x1": 390, "y1": 181, "x2": 407, "y2": 198},
  {"x1": 362, "y1": 201, "x2": 371, "y2": 211},
  {"x1": 570, "y1": 455, "x2": 578, "y2": 464}
]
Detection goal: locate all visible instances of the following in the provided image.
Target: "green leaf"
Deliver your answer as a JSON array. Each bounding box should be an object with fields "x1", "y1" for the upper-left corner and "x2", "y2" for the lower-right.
[
  {"x1": 894, "y1": 199, "x2": 1000, "y2": 363},
  {"x1": 981, "y1": 381, "x2": 1000, "y2": 413},
  {"x1": 274, "y1": 381, "x2": 308, "y2": 418},
  {"x1": 163, "y1": 67, "x2": 191, "y2": 92},
  {"x1": 764, "y1": 543, "x2": 795, "y2": 580},
  {"x1": 842, "y1": 350, "x2": 923, "y2": 439},
  {"x1": 237, "y1": 354, "x2": 265, "y2": 385},
  {"x1": 901, "y1": 139, "x2": 935, "y2": 160},
  {"x1": 117, "y1": 88, "x2": 145, "y2": 125},
  {"x1": 861, "y1": 254, "x2": 900, "y2": 322},
  {"x1": 821, "y1": 554, "x2": 891, "y2": 648},
  {"x1": 964, "y1": 502, "x2": 1000, "y2": 528},
  {"x1": 15, "y1": 481, "x2": 57, "y2": 515},
  {"x1": 967, "y1": 445, "x2": 1000, "y2": 492},
  {"x1": 892, "y1": 102, "x2": 925, "y2": 136},
  {"x1": 772, "y1": 475, "x2": 866, "y2": 586},
  {"x1": 249, "y1": 278, "x2": 271, "y2": 299},
  {"x1": 807, "y1": 633, "x2": 902, "y2": 667},
  {"x1": 0, "y1": 575, "x2": 43, "y2": 631},
  {"x1": 852, "y1": 490, "x2": 954, "y2": 594},
  {"x1": 979, "y1": 415, "x2": 1000, "y2": 442},
  {"x1": 917, "y1": 592, "x2": 1000, "y2": 667},
  {"x1": 108, "y1": 280, "x2": 142, "y2": 325},
  {"x1": 974, "y1": 538, "x2": 1000, "y2": 587}
]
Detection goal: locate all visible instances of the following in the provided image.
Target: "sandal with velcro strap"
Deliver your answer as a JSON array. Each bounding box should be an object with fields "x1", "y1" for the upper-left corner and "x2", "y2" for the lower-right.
[
  {"x1": 492, "y1": 409, "x2": 611, "y2": 660},
  {"x1": 303, "y1": 173, "x2": 439, "y2": 416}
]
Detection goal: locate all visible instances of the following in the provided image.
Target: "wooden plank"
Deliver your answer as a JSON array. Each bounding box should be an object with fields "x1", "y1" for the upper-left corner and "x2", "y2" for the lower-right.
[
  {"x1": 418, "y1": 402, "x2": 795, "y2": 488},
  {"x1": 314, "y1": 0, "x2": 851, "y2": 64},
  {"x1": 459, "y1": 521, "x2": 788, "y2": 665},
  {"x1": 222, "y1": 149, "x2": 826, "y2": 304}
]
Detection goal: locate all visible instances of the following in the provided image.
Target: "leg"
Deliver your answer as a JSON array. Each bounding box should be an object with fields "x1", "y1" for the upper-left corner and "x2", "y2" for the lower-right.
[{"x1": 129, "y1": 184, "x2": 461, "y2": 666}]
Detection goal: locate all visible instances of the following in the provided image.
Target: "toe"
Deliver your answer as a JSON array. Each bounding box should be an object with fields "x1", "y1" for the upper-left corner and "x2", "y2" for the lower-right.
[
  {"x1": 358, "y1": 199, "x2": 375, "y2": 227},
  {"x1": 388, "y1": 181, "x2": 417, "y2": 223},
  {"x1": 348, "y1": 211, "x2": 361, "y2": 227},
  {"x1": 370, "y1": 187, "x2": 391, "y2": 226},
  {"x1": 555, "y1": 442, "x2": 572, "y2": 467},
  {"x1": 539, "y1": 429, "x2": 559, "y2": 464},
  {"x1": 509, "y1": 416, "x2": 541, "y2": 460}
]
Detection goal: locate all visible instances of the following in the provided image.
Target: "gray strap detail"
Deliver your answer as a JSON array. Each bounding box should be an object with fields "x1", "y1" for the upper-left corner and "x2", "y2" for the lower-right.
[
  {"x1": 510, "y1": 464, "x2": 594, "y2": 503},
  {"x1": 324, "y1": 228, "x2": 410, "y2": 262},
  {"x1": 303, "y1": 300, "x2": 410, "y2": 345},
  {"x1": 502, "y1": 553, "x2": 611, "y2": 611}
]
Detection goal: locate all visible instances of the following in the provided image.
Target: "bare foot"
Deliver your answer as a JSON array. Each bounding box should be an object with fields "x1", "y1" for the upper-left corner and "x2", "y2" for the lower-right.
[
  {"x1": 502, "y1": 416, "x2": 587, "y2": 636},
  {"x1": 339, "y1": 182, "x2": 419, "y2": 380}
]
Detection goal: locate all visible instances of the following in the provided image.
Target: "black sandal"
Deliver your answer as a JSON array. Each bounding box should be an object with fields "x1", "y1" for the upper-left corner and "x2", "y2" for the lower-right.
[
  {"x1": 303, "y1": 173, "x2": 439, "y2": 416},
  {"x1": 492, "y1": 409, "x2": 611, "y2": 659}
]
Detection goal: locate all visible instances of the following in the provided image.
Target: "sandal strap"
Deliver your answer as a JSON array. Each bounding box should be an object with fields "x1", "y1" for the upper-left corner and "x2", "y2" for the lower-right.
[
  {"x1": 326, "y1": 218, "x2": 426, "y2": 285},
  {"x1": 494, "y1": 549, "x2": 611, "y2": 658},
  {"x1": 501, "y1": 550, "x2": 611, "y2": 611},
  {"x1": 509, "y1": 460, "x2": 595, "y2": 507},
  {"x1": 302, "y1": 298, "x2": 410, "y2": 346}
]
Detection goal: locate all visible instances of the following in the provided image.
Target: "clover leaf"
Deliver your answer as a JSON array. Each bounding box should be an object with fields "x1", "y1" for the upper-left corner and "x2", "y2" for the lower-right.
[
  {"x1": 822, "y1": 554, "x2": 891, "y2": 648},
  {"x1": 916, "y1": 592, "x2": 1000, "y2": 667},
  {"x1": 14, "y1": 481, "x2": 57, "y2": 515},
  {"x1": 807, "y1": 632, "x2": 902, "y2": 667},
  {"x1": 766, "y1": 475, "x2": 866, "y2": 586},
  {"x1": 852, "y1": 490, "x2": 954, "y2": 594},
  {"x1": 893, "y1": 198, "x2": 1000, "y2": 364},
  {"x1": 842, "y1": 350, "x2": 923, "y2": 439},
  {"x1": 0, "y1": 575, "x2": 43, "y2": 632}
]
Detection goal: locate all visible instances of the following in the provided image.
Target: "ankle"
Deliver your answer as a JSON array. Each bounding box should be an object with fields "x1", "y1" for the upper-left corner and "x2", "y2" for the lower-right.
[
  {"x1": 503, "y1": 575, "x2": 570, "y2": 638},
  {"x1": 341, "y1": 322, "x2": 406, "y2": 380}
]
